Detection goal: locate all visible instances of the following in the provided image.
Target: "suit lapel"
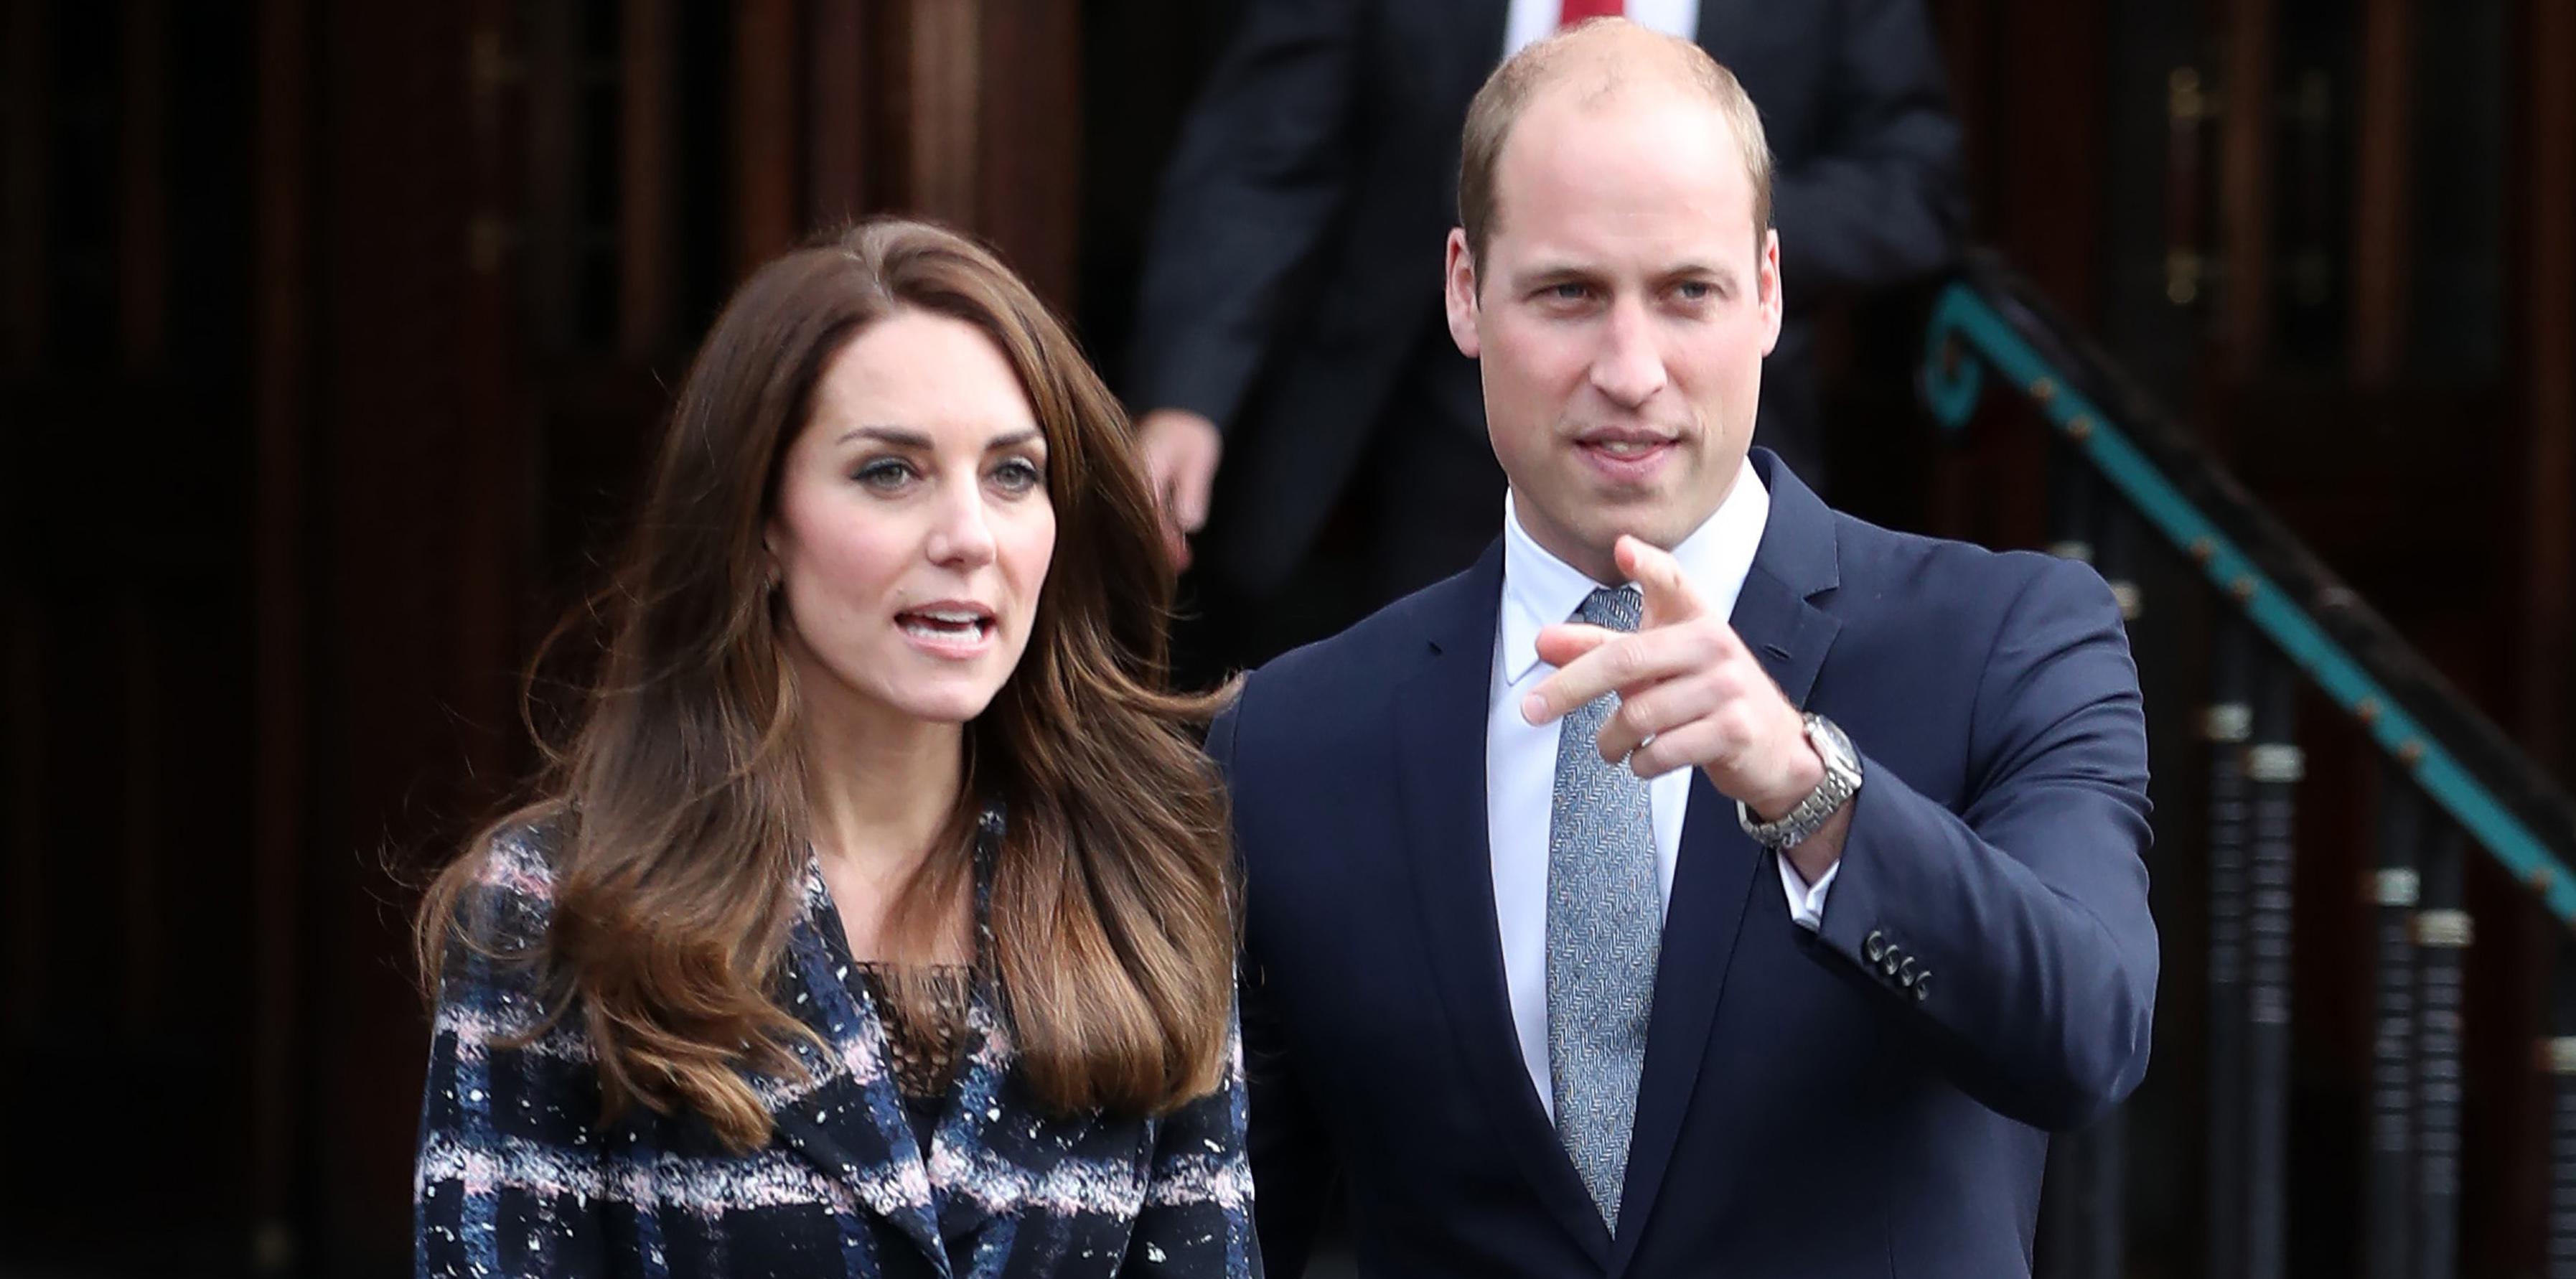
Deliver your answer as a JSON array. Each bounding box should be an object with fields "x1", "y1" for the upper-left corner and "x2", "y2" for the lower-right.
[
  {"x1": 1393, "y1": 543, "x2": 1615, "y2": 1267},
  {"x1": 1611, "y1": 452, "x2": 1842, "y2": 1267}
]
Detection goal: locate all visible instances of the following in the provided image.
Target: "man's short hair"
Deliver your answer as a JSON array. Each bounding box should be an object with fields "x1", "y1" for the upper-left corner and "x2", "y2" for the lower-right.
[{"x1": 1456, "y1": 20, "x2": 1774, "y2": 275}]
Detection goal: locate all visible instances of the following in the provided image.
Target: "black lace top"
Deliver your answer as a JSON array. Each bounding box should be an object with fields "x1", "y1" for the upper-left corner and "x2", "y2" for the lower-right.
[{"x1": 851, "y1": 961, "x2": 973, "y2": 1148}]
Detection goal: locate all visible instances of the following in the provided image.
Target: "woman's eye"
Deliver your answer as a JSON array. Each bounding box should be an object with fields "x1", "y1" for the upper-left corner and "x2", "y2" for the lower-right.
[
  {"x1": 855, "y1": 459, "x2": 917, "y2": 491},
  {"x1": 990, "y1": 458, "x2": 1046, "y2": 495}
]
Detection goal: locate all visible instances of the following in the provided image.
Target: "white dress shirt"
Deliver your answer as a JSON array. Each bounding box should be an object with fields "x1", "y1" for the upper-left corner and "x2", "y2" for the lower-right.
[
  {"x1": 1504, "y1": 0, "x2": 1700, "y2": 58},
  {"x1": 1486, "y1": 461, "x2": 1838, "y2": 1118}
]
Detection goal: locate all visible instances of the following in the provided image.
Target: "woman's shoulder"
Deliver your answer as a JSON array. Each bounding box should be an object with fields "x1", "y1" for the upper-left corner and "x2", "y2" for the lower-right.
[
  {"x1": 471, "y1": 817, "x2": 566, "y2": 906},
  {"x1": 466, "y1": 805, "x2": 575, "y2": 905},
  {"x1": 431, "y1": 814, "x2": 571, "y2": 1003}
]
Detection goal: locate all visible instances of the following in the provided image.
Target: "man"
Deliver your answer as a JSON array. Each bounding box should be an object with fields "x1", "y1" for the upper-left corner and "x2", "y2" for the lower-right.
[
  {"x1": 1130, "y1": 0, "x2": 1962, "y2": 665},
  {"x1": 1209, "y1": 22, "x2": 2156, "y2": 1279}
]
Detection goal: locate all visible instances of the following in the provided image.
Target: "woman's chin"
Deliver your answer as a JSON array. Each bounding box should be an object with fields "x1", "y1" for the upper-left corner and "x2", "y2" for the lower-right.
[{"x1": 886, "y1": 680, "x2": 1006, "y2": 727}]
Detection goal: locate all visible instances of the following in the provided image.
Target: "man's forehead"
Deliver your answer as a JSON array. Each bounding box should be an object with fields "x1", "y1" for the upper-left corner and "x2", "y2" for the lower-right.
[
  {"x1": 1489, "y1": 149, "x2": 1756, "y2": 268},
  {"x1": 1497, "y1": 90, "x2": 1744, "y2": 197}
]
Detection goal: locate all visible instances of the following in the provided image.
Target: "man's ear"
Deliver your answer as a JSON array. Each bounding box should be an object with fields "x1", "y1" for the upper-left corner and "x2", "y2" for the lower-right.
[
  {"x1": 1443, "y1": 228, "x2": 1483, "y2": 360},
  {"x1": 1757, "y1": 227, "x2": 1784, "y2": 357}
]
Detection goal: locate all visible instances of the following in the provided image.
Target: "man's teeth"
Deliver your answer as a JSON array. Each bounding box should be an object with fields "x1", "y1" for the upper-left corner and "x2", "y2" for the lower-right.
[{"x1": 1593, "y1": 439, "x2": 1661, "y2": 457}]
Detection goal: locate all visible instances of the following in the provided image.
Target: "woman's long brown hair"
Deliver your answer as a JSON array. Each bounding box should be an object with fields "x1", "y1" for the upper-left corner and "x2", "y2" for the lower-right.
[{"x1": 413, "y1": 218, "x2": 1236, "y2": 1151}]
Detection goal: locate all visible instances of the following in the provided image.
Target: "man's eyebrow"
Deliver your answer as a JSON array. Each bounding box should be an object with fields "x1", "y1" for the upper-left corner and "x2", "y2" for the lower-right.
[{"x1": 1661, "y1": 263, "x2": 1742, "y2": 289}]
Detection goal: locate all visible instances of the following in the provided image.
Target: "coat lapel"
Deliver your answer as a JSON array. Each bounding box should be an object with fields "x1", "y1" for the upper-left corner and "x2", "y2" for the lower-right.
[
  {"x1": 767, "y1": 893, "x2": 950, "y2": 1274},
  {"x1": 925, "y1": 981, "x2": 1100, "y2": 1264},
  {"x1": 1392, "y1": 542, "x2": 1616, "y2": 1267},
  {"x1": 784, "y1": 808, "x2": 1106, "y2": 1269},
  {"x1": 1611, "y1": 451, "x2": 1842, "y2": 1268}
]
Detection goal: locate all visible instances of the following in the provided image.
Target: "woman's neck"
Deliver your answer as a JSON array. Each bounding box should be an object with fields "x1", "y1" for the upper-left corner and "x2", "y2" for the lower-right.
[{"x1": 798, "y1": 689, "x2": 967, "y2": 893}]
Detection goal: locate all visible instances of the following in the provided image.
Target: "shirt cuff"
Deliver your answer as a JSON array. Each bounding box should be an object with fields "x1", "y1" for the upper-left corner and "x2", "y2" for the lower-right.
[{"x1": 1777, "y1": 854, "x2": 1840, "y2": 932}]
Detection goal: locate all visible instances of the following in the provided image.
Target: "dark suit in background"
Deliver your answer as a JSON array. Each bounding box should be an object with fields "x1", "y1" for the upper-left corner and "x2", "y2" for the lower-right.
[
  {"x1": 1130, "y1": 0, "x2": 1964, "y2": 662},
  {"x1": 1209, "y1": 451, "x2": 2158, "y2": 1278}
]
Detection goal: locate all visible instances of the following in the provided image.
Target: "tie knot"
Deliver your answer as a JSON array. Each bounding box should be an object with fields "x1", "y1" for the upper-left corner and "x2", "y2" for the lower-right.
[{"x1": 1576, "y1": 586, "x2": 1643, "y2": 632}]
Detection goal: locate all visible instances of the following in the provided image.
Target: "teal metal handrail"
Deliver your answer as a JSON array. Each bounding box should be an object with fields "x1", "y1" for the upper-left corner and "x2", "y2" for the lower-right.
[{"x1": 1921, "y1": 253, "x2": 2576, "y2": 930}]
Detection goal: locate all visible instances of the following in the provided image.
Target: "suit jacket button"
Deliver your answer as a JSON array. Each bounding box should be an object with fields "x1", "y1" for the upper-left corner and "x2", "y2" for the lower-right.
[
  {"x1": 1898, "y1": 957, "x2": 1918, "y2": 986},
  {"x1": 1914, "y1": 973, "x2": 1933, "y2": 1001},
  {"x1": 1865, "y1": 930, "x2": 1886, "y2": 962}
]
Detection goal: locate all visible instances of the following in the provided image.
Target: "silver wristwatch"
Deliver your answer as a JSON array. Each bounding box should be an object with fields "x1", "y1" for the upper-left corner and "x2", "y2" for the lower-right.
[{"x1": 1736, "y1": 713, "x2": 1864, "y2": 851}]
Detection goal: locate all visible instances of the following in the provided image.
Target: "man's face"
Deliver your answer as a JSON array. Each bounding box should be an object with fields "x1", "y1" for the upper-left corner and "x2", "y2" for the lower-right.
[{"x1": 1446, "y1": 84, "x2": 1781, "y2": 583}]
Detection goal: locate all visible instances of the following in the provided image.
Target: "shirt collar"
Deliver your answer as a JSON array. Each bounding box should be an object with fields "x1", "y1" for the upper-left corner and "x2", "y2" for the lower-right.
[{"x1": 1498, "y1": 456, "x2": 1771, "y2": 685}]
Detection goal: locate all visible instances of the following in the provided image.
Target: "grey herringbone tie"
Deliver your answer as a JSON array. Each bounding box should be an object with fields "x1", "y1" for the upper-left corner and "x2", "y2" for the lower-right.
[{"x1": 1547, "y1": 584, "x2": 1658, "y2": 1231}]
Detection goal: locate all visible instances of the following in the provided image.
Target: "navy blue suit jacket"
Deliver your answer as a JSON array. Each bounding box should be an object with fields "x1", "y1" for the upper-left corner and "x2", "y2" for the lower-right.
[{"x1": 1207, "y1": 451, "x2": 2158, "y2": 1278}]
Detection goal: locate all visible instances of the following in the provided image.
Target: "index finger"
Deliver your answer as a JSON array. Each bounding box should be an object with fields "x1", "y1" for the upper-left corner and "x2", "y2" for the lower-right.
[
  {"x1": 1520, "y1": 627, "x2": 1693, "y2": 725},
  {"x1": 1616, "y1": 535, "x2": 1703, "y2": 624}
]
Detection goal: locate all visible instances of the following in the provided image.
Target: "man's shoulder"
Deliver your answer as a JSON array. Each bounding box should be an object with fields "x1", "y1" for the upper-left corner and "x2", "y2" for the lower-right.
[
  {"x1": 1228, "y1": 568, "x2": 1487, "y2": 740},
  {"x1": 1245, "y1": 588, "x2": 1448, "y2": 701},
  {"x1": 1828, "y1": 506, "x2": 2107, "y2": 612},
  {"x1": 1813, "y1": 507, "x2": 2125, "y2": 690}
]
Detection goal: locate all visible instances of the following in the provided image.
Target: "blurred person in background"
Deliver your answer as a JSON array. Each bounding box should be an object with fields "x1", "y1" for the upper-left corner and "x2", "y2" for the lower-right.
[
  {"x1": 411, "y1": 219, "x2": 1260, "y2": 1278},
  {"x1": 1129, "y1": 0, "x2": 1964, "y2": 674}
]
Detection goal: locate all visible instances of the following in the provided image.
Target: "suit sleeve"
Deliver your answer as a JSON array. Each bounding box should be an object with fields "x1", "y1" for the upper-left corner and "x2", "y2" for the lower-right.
[
  {"x1": 1207, "y1": 697, "x2": 1341, "y2": 1278},
  {"x1": 416, "y1": 839, "x2": 612, "y2": 1276},
  {"x1": 1806, "y1": 557, "x2": 2158, "y2": 1132},
  {"x1": 1124, "y1": 1011, "x2": 1265, "y2": 1278},
  {"x1": 1128, "y1": 0, "x2": 1362, "y2": 432},
  {"x1": 1770, "y1": 0, "x2": 1967, "y2": 296}
]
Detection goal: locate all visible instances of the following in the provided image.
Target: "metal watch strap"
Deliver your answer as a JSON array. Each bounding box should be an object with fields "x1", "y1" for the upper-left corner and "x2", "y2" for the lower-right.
[{"x1": 1737, "y1": 713, "x2": 1863, "y2": 851}]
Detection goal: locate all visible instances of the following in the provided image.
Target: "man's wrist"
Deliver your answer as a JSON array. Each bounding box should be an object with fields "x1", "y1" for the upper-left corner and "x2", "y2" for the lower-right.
[
  {"x1": 1748, "y1": 736, "x2": 1827, "y2": 823},
  {"x1": 1737, "y1": 713, "x2": 1866, "y2": 853}
]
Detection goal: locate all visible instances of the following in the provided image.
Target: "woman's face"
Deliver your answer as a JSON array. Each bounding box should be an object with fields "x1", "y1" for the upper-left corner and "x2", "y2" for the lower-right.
[{"x1": 767, "y1": 309, "x2": 1057, "y2": 731}]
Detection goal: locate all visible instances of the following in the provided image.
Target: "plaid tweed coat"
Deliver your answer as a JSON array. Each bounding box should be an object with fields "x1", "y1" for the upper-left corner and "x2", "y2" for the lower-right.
[{"x1": 414, "y1": 813, "x2": 1260, "y2": 1278}]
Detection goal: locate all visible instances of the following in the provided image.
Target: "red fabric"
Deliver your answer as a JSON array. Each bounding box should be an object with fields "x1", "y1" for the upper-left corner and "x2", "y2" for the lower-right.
[{"x1": 1558, "y1": 0, "x2": 1625, "y2": 26}]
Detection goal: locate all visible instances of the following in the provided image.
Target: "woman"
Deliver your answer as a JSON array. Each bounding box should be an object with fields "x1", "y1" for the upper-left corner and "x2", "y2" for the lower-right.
[{"x1": 413, "y1": 219, "x2": 1257, "y2": 1278}]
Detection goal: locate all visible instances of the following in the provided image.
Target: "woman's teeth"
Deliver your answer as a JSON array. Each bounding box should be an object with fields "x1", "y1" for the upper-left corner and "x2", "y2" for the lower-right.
[{"x1": 901, "y1": 612, "x2": 986, "y2": 638}]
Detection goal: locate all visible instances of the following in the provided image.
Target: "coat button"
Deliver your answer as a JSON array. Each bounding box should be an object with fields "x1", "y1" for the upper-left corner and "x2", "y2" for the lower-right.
[
  {"x1": 1865, "y1": 930, "x2": 1886, "y2": 962},
  {"x1": 1898, "y1": 957, "x2": 1918, "y2": 986},
  {"x1": 1914, "y1": 973, "x2": 1933, "y2": 1001}
]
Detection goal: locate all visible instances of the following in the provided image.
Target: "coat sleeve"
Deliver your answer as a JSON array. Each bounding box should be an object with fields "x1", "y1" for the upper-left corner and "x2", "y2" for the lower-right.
[
  {"x1": 1769, "y1": 0, "x2": 1967, "y2": 296},
  {"x1": 1122, "y1": 1009, "x2": 1264, "y2": 1278},
  {"x1": 1206, "y1": 695, "x2": 1340, "y2": 1278},
  {"x1": 416, "y1": 834, "x2": 616, "y2": 1277},
  {"x1": 1803, "y1": 556, "x2": 2159, "y2": 1132},
  {"x1": 1127, "y1": 0, "x2": 1362, "y2": 431}
]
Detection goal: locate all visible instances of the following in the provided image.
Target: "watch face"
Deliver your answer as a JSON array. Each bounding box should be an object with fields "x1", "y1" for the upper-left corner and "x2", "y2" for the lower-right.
[{"x1": 1808, "y1": 715, "x2": 1859, "y2": 774}]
